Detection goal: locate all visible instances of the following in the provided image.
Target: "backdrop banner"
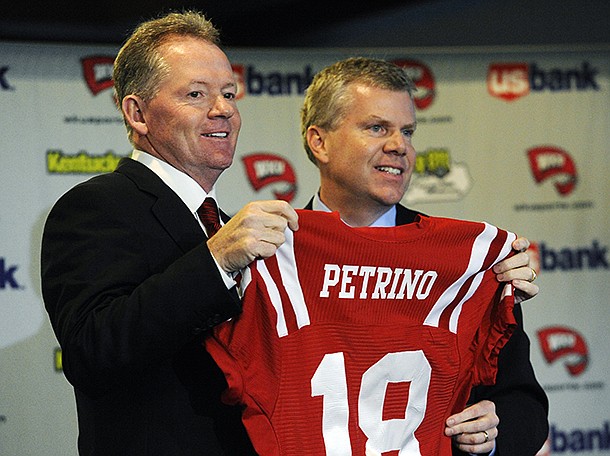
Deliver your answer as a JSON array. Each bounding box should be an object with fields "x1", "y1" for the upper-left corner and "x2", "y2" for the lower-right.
[{"x1": 1, "y1": 41, "x2": 608, "y2": 455}]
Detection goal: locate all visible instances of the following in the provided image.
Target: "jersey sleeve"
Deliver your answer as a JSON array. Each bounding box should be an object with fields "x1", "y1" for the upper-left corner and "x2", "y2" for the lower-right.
[
  {"x1": 204, "y1": 260, "x2": 284, "y2": 453},
  {"x1": 471, "y1": 274, "x2": 518, "y2": 386}
]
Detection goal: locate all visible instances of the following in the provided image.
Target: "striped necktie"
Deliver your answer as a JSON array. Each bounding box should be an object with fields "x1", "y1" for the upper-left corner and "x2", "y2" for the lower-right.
[{"x1": 197, "y1": 197, "x2": 222, "y2": 238}]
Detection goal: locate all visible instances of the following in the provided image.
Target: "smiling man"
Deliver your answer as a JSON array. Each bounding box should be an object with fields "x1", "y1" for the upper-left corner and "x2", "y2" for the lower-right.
[
  {"x1": 40, "y1": 11, "x2": 296, "y2": 455},
  {"x1": 301, "y1": 57, "x2": 548, "y2": 455}
]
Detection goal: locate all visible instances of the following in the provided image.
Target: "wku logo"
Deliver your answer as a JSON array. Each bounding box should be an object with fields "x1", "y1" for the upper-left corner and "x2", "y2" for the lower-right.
[
  {"x1": 392, "y1": 59, "x2": 435, "y2": 110},
  {"x1": 537, "y1": 326, "x2": 589, "y2": 376},
  {"x1": 527, "y1": 146, "x2": 577, "y2": 196},
  {"x1": 242, "y1": 153, "x2": 297, "y2": 202},
  {"x1": 82, "y1": 56, "x2": 115, "y2": 95}
]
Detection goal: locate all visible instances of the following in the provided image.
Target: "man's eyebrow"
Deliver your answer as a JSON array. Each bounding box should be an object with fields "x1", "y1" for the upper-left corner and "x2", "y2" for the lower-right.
[{"x1": 370, "y1": 116, "x2": 417, "y2": 131}]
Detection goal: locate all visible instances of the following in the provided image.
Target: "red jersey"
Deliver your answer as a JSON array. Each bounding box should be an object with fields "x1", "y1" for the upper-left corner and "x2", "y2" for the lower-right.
[{"x1": 205, "y1": 210, "x2": 517, "y2": 456}]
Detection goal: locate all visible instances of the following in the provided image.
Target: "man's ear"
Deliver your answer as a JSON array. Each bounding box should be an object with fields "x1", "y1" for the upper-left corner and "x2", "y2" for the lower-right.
[
  {"x1": 122, "y1": 95, "x2": 148, "y2": 136},
  {"x1": 306, "y1": 125, "x2": 330, "y2": 164}
]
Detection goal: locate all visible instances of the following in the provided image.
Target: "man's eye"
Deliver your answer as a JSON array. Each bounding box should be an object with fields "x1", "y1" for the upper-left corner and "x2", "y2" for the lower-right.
[
  {"x1": 370, "y1": 125, "x2": 383, "y2": 133},
  {"x1": 188, "y1": 91, "x2": 201, "y2": 98},
  {"x1": 402, "y1": 129, "x2": 414, "y2": 137},
  {"x1": 224, "y1": 92, "x2": 236, "y2": 100}
]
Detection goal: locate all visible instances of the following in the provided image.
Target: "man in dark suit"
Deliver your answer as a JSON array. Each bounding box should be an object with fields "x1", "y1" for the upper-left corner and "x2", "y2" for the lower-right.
[
  {"x1": 41, "y1": 11, "x2": 296, "y2": 455},
  {"x1": 300, "y1": 57, "x2": 548, "y2": 455}
]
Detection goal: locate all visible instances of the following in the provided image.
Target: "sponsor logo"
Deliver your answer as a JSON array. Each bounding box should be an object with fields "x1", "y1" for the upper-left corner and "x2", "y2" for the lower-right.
[
  {"x1": 0, "y1": 65, "x2": 14, "y2": 91},
  {"x1": 54, "y1": 347, "x2": 63, "y2": 372},
  {"x1": 538, "y1": 326, "x2": 589, "y2": 376},
  {"x1": 488, "y1": 63, "x2": 529, "y2": 101},
  {"x1": 514, "y1": 146, "x2": 592, "y2": 212},
  {"x1": 550, "y1": 422, "x2": 610, "y2": 452},
  {"x1": 82, "y1": 56, "x2": 115, "y2": 95},
  {"x1": 392, "y1": 59, "x2": 436, "y2": 110},
  {"x1": 529, "y1": 240, "x2": 608, "y2": 273},
  {"x1": 0, "y1": 257, "x2": 21, "y2": 290},
  {"x1": 46, "y1": 150, "x2": 125, "y2": 174},
  {"x1": 232, "y1": 64, "x2": 314, "y2": 99},
  {"x1": 242, "y1": 153, "x2": 297, "y2": 202},
  {"x1": 488, "y1": 61, "x2": 600, "y2": 101},
  {"x1": 403, "y1": 148, "x2": 473, "y2": 204},
  {"x1": 527, "y1": 146, "x2": 577, "y2": 196}
]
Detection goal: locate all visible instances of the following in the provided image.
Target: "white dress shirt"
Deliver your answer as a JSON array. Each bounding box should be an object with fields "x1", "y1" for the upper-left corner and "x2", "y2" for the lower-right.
[{"x1": 131, "y1": 150, "x2": 237, "y2": 290}]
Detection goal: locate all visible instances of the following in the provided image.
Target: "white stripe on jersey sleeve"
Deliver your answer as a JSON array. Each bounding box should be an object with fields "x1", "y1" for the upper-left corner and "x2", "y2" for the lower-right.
[
  {"x1": 448, "y1": 229, "x2": 516, "y2": 332},
  {"x1": 276, "y1": 228, "x2": 311, "y2": 330},
  {"x1": 423, "y1": 222, "x2": 498, "y2": 332},
  {"x1": 257, "y1": 259, "x2": 289, "y2": 337}
]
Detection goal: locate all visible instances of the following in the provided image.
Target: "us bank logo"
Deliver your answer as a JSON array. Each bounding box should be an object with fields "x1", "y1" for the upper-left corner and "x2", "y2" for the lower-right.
[
  {"x1": 528, "y1": 240, "x2": 609, "y2": 273},
  {"x1": 487, "y1": 61, "x2": 600, "y2": 101},
  {"x1": 0, "y1": 257, "x2": 21, "y2": 290},
  {"x1": 232, "y1": 64, "x2": 314, "y2": 99}
]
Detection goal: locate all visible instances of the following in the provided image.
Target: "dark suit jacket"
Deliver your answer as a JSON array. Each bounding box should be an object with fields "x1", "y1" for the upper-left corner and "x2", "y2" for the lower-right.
[
  {"x1": 41, "y1": 158, "x2": 257, "y2": 455},
  {"x1": 305, "y1": 200, "x2": 549, "y2": 456}
]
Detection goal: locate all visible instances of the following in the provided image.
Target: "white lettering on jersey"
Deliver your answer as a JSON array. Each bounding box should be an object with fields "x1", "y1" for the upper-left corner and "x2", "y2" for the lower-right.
[{"x1": 320, "y1": 265, "x2": 438, "y2": 300}]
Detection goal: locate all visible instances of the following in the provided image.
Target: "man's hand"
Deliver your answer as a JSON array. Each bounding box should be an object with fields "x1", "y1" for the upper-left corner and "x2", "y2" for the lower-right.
[
  {"x1": 445, "y1": 400, "x2": 498, "y2": 454},
  {"x1": 493, "y1": 236, "x2": 539, "y2": 304},
  {"x1": 207, "y1": 200, "x2": 299, "y2": 273}
]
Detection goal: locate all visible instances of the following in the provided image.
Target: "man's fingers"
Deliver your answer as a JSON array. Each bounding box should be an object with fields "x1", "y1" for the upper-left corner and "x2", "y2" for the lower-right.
[
  {"x1": 249, "y1": 200, "x2": 299, "y2": 231},
  {"x1": 493, "y1": 251, "x2": 530, "y2": 274},
  {"x1": 511, "y1": 236, "x2": 530, "y2": 253}
]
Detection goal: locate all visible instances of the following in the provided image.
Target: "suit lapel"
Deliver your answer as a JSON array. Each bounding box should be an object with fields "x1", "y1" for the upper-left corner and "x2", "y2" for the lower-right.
[
  {"x1": 395, "y1": 203, "x2": 424, "y2": 226},
  {"x1": 114, "y1": 158, "x2": 206, "y2": 253}
]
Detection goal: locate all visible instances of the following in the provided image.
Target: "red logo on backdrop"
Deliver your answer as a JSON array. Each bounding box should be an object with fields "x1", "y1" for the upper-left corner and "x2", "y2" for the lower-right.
[
  {"x1": 527, "y1": 146, "x2": 577, "y2": 196},
  {"x1": 242, "y1": 153, "x2": 297, "y2": 202},
  {"x1": 487, "y1": 63, "x2": 529, "y2": 101},
  {"x1": 392, "y1": 59, "x2": 435, "y2": 110},
  {"x1": 232, "y1": 64, "x2": 246, "y2": 100},
  {"x1": 82, "y1": 56, "x2": 115, "y2": 95},
  {"x1": 537, "y1": 326, "x2": 589, "y2": 376}
]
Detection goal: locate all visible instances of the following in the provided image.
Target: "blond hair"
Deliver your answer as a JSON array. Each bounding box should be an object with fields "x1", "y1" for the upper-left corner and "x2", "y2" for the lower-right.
[{"x1": 301, "y1": 57, "x2": 415, "y2": 164}]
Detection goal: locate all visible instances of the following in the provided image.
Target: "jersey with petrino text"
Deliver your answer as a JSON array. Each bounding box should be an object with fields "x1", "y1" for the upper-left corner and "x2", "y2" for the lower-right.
[{"x1": 205, "y1": 210, "x2": 517, "y2": 456}]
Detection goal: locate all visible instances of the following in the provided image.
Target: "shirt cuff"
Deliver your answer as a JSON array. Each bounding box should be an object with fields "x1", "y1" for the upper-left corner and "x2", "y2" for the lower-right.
[
  {"x1": 469, "y1": 442, "x2": 496, "y2": 456},
  {"x1": 210, "y1": 252, "x2": 238, "y2": 290}
]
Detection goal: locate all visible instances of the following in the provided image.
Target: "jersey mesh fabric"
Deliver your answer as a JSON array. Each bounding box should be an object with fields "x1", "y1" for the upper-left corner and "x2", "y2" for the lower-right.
[{"x1": 205, "y1": 210, "x2": 517, "y2": 456}]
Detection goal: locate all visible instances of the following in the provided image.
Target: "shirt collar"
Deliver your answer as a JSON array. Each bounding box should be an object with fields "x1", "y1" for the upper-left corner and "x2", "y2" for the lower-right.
[
  {"x1": 312, "y1": 192, "x2": 396, "y2": 227},
  {"x1": 131, "y1": 150, "x2": 216, "y2": 213}
]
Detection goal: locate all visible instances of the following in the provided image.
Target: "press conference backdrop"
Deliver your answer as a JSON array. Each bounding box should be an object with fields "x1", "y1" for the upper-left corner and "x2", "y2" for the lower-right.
[{"x1": 1, "y1": 42, "x2": 608, "y2": 455}]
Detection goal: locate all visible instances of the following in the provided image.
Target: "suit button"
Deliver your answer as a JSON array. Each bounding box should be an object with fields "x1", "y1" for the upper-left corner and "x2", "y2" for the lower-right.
[{"x1": 206, "y1": 314, "x2": 222, "y2": 327}]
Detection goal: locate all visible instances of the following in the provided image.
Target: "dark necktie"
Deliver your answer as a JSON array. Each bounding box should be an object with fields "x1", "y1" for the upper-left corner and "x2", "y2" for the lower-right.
[{"x1": 197, "y1": 197, "x2": 222, "y2": 238}]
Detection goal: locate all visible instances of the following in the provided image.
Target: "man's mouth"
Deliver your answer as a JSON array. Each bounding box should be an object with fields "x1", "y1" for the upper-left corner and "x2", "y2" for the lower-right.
[
  {"x1": 376, "y1": 166, "x2": 402, "y2": 176},
  {"x1": 202, "y1": 132, "x2": 228, "y2": 138}
]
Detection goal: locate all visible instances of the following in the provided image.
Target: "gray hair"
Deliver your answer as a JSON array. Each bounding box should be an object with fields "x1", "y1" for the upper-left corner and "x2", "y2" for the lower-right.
[{"x1": 112, "y1": 10, "x2": 221, "y2": 142}]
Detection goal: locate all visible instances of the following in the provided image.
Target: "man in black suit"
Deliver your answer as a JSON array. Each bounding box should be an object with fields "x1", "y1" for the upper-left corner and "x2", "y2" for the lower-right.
[
  {"x1": 41, "y1": 11, "x2": 296, "y2": 455},
  {"x1": 300, "y1": 57, "x2": 548, "y2": 455}
]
